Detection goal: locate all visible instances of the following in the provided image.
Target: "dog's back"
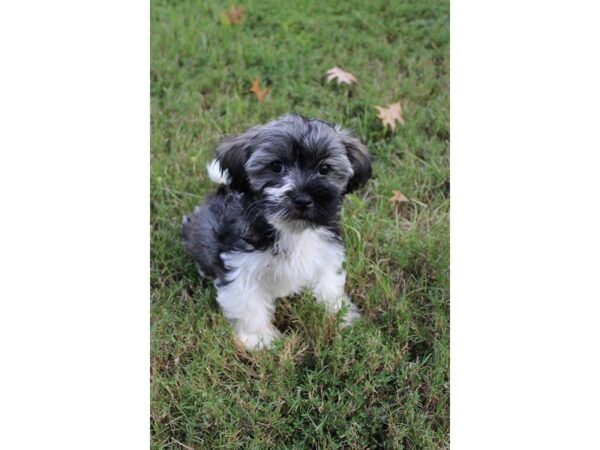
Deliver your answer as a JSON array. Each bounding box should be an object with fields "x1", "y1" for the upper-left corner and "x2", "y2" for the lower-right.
[
  {"x1": 181, "y1": 186, "x2": 274, "y2": 284},
  {"x1": 181, "y1": 189, "x2": 229, "y2": 281}
]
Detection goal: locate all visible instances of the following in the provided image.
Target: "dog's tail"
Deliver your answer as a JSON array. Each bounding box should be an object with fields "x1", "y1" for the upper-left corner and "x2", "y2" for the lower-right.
[{"x1": 206, "y1": 159, "x2": 230, "y2": 185}]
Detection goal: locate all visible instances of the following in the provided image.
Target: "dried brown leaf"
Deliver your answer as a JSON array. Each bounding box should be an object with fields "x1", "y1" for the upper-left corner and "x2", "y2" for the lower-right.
[
  {"x1": 227, "y1": 5, "x2": 244, "y2": 25},
  {"x1": 390, "y1": 190, "x2": 409, "y2": 208},
  {"x1": 250, "y1": 76, "x2": 270, "y2": 102},
  {"x1": 325, "y1": 66, "x2": 357, "y2": 85},
  {"x1": 375, "y1": 102, "x2": 405, "y2": 131}
]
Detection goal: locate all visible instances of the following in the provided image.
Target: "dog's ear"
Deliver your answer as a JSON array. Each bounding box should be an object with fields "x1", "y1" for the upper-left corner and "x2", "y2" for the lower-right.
[
  {"x1": 340, "y1": 131, "x2": 371, "y2": 193},
  {"x1": 215, "y1": 129, "x2": 257, "y2": 192}
]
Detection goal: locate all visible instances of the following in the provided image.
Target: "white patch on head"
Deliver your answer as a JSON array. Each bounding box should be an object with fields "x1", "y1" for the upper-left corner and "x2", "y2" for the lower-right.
[
  {"x1": 207, "y1": 159, "x2": 231, "y2": 185},
  {"x1": 262, "y1": 181, "x2": 297, "y2": 227},
  {"x1": 263, "y1": 182, "x2": 294, "y2": 203}
]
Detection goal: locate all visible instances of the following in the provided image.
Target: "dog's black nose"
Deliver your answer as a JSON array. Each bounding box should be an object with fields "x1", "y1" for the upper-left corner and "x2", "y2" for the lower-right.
[{"x1": 292, "y1": 193, "x2": 313, "y2": 211}]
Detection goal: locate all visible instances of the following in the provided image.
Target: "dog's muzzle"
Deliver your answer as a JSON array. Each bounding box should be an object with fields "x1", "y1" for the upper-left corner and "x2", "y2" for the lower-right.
[{"x1": 290, "y1": 192, "x2": 313, "y2": 211}]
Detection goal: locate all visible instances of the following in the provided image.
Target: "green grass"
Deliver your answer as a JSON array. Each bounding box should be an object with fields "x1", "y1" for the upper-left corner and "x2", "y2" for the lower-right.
[{"x1": 151, "y1": 0, "x2": 449, "y2": 448}]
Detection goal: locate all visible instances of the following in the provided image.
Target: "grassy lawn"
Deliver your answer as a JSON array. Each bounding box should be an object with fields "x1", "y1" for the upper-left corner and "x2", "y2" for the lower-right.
[{"x1": 151, "y1": 0, "x2": 449, "y2": 448}]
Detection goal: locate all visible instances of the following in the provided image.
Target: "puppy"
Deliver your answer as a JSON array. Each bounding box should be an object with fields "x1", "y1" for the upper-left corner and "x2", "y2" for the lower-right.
[{"x1": 182, "y1": 114, "x2": 371, "y2": 349}]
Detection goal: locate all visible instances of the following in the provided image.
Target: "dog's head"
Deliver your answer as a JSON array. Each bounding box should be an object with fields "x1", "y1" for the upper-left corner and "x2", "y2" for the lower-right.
[{"x1": 212, "y1": 114, "x2": 371, "y2": 230}]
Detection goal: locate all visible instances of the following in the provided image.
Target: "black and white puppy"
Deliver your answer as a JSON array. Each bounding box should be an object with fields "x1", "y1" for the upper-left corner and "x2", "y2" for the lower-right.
[{"x1": 182, "y1": 114, "x2": 371, "y2": 349}]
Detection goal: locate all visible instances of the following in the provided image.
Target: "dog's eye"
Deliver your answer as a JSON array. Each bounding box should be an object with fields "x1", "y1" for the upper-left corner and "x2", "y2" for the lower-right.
[
  {"x1": 318, "y1": 164, "x2": 331, "y2": 175},
  {"x1": 270, "y1": 162, "x2": 283, "y2": 173}
]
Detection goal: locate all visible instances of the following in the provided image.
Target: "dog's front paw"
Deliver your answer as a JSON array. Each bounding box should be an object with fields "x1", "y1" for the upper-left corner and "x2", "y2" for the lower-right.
[
  {"x1": 237, "y1": 326, "x2": 283, "y2": 350},
  {"x1": 340, "y1": 301, "x2": 361, "y2": 328}
]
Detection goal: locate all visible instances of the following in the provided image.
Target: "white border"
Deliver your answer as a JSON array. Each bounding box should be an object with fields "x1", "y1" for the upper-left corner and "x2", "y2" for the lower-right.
[
  {"x1": 0, "y1": 1, "x2": 149, "y2": 448},
  {"x1": 452, "y1": 0, "x2": 600, "y2": 448}
]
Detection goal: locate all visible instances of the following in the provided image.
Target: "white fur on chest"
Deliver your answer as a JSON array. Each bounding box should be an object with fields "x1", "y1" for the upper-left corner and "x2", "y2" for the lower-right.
[{"x1": 221, "y1": 226, "x2": 344, "y2": 298}]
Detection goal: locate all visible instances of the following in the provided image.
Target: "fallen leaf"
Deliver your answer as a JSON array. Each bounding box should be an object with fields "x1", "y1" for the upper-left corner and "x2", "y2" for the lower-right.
[
  {"x1": 390, "y1": 190, "x2": 409, "y2": 208},
  {"x1": 249, "y1": 77, "x2": 270, "y2": 102},
  {"x1": 325, "y1": 66, "x2": 357, "y2": 85},
  {"x1": 227, "y1": 6, "x2": 244, "y2": 25},
  {"x1": 375, "y1": 102, "x2": 405, "y2": 131}
]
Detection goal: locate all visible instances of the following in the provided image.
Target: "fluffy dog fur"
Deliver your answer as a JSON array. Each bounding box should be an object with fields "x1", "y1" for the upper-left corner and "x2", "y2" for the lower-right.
[{"x1": 182, "y1": 114, "x2": 371, "y2": 349}]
